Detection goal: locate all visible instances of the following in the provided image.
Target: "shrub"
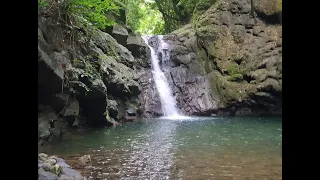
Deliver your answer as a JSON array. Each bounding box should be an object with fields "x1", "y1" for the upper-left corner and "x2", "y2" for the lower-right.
[{"x1": 39, "y1": 0, "x2": 121, "y2": 29}]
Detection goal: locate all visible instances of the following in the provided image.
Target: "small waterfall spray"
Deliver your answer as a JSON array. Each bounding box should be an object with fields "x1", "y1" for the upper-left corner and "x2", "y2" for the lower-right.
[{"x1": 142, "y1": 36, "x2": 185, "y2": 118}]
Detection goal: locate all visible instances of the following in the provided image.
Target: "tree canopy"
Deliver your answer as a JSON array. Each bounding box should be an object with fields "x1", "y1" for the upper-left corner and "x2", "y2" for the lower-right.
[{"x1": 39, "y1": 0, "x2": 215, "y2": 35}]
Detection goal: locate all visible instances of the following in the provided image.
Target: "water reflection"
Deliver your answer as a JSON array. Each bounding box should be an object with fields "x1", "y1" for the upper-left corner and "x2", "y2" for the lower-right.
[
  {"x1": 42, "y1": 117, "x2": 282, "y2": 180},
  {"x1": 119, "y1": 120, "x2": 176, "y2": 179}
]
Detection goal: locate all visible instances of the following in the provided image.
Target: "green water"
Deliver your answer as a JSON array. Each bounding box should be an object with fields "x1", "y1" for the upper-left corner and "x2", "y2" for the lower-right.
[{"x1": 43, "y1": 117, "x2": 282, "y2": 180}]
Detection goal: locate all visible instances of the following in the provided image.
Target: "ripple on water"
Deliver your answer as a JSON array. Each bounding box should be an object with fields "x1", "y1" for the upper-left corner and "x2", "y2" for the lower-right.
[{"x1": 42, "y1": 117, "x2": 282, "y2": 180}]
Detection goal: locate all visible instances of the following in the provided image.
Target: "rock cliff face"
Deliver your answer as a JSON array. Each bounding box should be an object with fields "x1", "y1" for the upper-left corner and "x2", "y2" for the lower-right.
[
  {"x1": 38, "y1": 0, "x2": 281, "y2": 145},
  {"x1": 139, "y1": 0, "x2": 282, "y2": 117},
  {"x1": 38, "y1": 13, "x2": 150, "y2": 146}
]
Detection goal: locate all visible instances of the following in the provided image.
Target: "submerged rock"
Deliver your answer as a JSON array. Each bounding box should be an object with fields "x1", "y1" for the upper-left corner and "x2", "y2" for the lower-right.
[{"x1": 61, "y1": 168, "x2": 82, "y2": 179}]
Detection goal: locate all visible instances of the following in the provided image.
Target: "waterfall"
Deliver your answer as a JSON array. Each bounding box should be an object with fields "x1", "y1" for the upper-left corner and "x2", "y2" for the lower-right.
[{"x1": 142, "y1": 36, "x2": 183, "y2": 118}]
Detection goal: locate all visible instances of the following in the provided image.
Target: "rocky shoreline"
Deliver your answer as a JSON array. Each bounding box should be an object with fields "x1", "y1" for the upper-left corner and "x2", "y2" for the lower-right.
[{"x1": 38, "y1": 153, "x2": 89, "y2": 180}]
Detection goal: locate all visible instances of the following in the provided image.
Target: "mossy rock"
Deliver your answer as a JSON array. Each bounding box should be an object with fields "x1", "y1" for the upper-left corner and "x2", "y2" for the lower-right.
[
  {"x1": 209, "y1": 71, "x2": 254, "y2": 105},
  {"x1": 226, "y1": 63, "x2": 240, "y2": 75},
  {"x1": 254, "y1": 0, "x2": 282, "y2": 16},
  {"x1": 228, "y1": 74, "x2": 243, "y2": 82}
]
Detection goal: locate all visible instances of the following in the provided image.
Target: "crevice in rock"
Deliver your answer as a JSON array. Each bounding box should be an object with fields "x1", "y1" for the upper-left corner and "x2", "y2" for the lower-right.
[
  {"x1": 243, "y1": 74, "x2": 255, "y2": 83},
  {"x1": 255, "y1": 11, "x2": 281, "y2": 25},
  {"x1": 169, "y1": 71, "x2": 183, "y2": 94}
]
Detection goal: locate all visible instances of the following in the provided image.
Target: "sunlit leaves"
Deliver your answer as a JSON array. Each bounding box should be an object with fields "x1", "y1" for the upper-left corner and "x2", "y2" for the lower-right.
[{"x1": 59, "y1": 0, "x2": 121, "y2": 29}]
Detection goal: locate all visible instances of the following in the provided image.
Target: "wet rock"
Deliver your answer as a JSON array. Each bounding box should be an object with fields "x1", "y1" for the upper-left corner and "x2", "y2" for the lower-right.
[
  {"x1": 56, "y1": 161, "x2": 71, "y2": 168},
  {"x1": 49, "y1": 94, "x2": 69, "y2": 113},
  {"x1": 126, "y1": 35, "x2": 151, "y2": 67},
  {"x1": 235, "y1": 107, "x2": 252, "y2": 116},
  {"x1": 40, "y1": 162, "x2": 53, "y2": 171},
  {"x1": 107, "y1": 99, "x2": 118, "y2": 119},
  {"x1": 72, "y1": 117, "x2": 80, "y2": 127},
  {"x1": 141, "y1": 0, "x2": 281, "y2": 117},
  {"x1": 126, "y1": 35, "x2": 149, "y2": 57},
  {"x1": 39, "y1": 153, "x2": 48, "y2": 159},
  {"x1": 138, "y1": 70, "x2": 162, "y2": 117},
  {"x1": 38, "y1": 121, "x2": 51, "y2": 139},
  {"x1": 39, "y1": 168, "x2": 59, "y2": 180},
  {"x1": 175, "y1": 52, "x2": 196, "y2": 65},
  {"x1": 51, "y1": 164, "x2": 62, "y2": 175},
  {"x1": 38, "y1": 107, "x2": 60, "y2": 143},
  {"x1": 78, "y1": 155, "x2": 91, "y2": 167},
  {"x1": 63, "y1": 98, "x2": 79, "y2": 117},
  {"x1": 45, "y1": 158, "x2": 57, "y2": 166}
]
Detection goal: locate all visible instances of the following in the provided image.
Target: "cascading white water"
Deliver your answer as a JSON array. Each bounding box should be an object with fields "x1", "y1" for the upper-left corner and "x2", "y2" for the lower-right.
[{"x1": 142, "y1": 36, "x2": 183, "y2": 118}]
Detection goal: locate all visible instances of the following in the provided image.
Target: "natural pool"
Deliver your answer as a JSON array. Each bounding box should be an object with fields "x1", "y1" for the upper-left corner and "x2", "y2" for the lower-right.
[{"x1": 41, "y1": 116, "x2": 282, "y2": 180}]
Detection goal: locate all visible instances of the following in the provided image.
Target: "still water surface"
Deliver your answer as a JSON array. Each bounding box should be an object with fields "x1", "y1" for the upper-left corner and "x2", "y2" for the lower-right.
[{"x1": 43, "y1": 117, "x2": 282, "y2": 180}]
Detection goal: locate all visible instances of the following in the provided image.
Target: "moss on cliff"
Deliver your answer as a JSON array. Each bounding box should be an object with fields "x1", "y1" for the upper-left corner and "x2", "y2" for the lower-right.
[{"x1": 209, "y1": 71, "x2": 255, "y2": 106}]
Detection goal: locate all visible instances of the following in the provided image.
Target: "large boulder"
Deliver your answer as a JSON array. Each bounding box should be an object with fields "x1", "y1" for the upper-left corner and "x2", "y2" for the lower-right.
[
  {"x1": 38, "y1": 168, "x2": 59, "y2": 180},
  {"x1": 38, "y1": 107, "x2": 57, "y2": 140},
  {"x1": 126, "y1": 35, "x2": 151, "y2": 67},
  {"x1": 38, "y1": 28, "x2": 64, "y2": 94},
  {"x1": 107, "y1": 99, "x2": 118, "y2": 119},
  {"x1": 138, "y1": 70, "x2": 162, "y2": 117},
  {"x1": 94, "y1": 48, "x2": 140, "y2": 98},
  {"x1": 91, "y1": 30, "x2": 134, "y2": 68},
  {"x1": 109, "y1": 24, "x2": 129, "y2": 47},
  {"x1": 63, "y1": 97, "x2": 80, "y2": 117}
]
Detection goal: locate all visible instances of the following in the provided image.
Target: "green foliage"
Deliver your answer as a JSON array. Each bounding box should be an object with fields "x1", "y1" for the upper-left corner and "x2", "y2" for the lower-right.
[
  {"x1": 123, "y1": 0, "x2": 165, "y2": 34},
  {"x1": 226, "y1": 62, "x2": 250, "y2": 82},
  {"x1": 71, "y1": 57, "x2": 101, "y2": 80},
  {"x1": 64, "y1": 0, "x2": 121, "y2": 29},
  {"x1": 38, "y1": 0, "x2": 49, "y2": 9},
  {"x1": 116, "y1": 0, "x2": 216, "y2": 34},
  {"x1": 136, "y1": 3, "x2": 165, "y2": 34},
  {"x1": 152, "y1": 0, "x2": 216, "y2": 33},
  {"x1": 276, "y1": 0, "x2": 282, "y2": 12},
  {"x1": 228, "y1": 74, "x2": 243, "y2": 82},
  {"x1": 125, "y1": 0, "x2": 143, "y2": 31},
  {"x1": 39, "y1": 0, "x2": 121, "y2": 30},
  {"x1": 226, "y1": 63, "x2": 240, "y2": 75}
]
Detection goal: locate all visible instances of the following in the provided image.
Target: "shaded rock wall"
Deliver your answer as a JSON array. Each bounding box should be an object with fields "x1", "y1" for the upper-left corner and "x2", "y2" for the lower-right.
[{"x1": 38, "y1": 14, "x2": 150, "y2": 145}]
